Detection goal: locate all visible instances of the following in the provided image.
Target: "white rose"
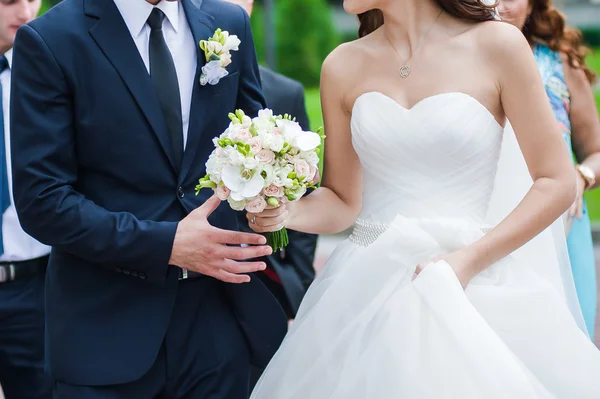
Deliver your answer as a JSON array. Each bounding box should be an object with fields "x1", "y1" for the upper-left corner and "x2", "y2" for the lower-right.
[
  {"x1": 225, "y1": 147, "x2": 245, "y2": 166},
  {"x1": 269, "y1": 135, "x2": 285, "y2": 153},
  {"x1": 258, "y1": 109, "x2": 274, "y2": 120},
  {"x1": 227, "y1": 197, "x2": 246, "y2": 211},
  {"x1": 302, "y1": 151, "x2": 320, "y2": 166},
  {"x1": 243, "y1": 157, "x2": 259, "y2": 170}
]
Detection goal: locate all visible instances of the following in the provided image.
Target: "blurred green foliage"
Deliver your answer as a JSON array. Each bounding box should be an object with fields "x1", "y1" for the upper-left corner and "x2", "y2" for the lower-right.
[{"x1": 251, "y1": 0, "x2": 339, "y2": 87}]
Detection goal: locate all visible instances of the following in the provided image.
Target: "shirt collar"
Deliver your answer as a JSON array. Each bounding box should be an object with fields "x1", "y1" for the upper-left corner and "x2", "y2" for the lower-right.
[
  {"x1": 4, "y1": 48, "x2": 13, "y2": 69},
  {"x1": 112, "y1": 0, "x2": 180, "y2": 39}
]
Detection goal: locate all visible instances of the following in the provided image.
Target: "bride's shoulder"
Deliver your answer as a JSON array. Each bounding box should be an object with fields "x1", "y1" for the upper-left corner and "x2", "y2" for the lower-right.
[
  {"x1": 321, "y1": 37, "x2": 375, "y2": 85},
  {"x1": 469, "y1": 21, "x2": 532, "y2": 61}
]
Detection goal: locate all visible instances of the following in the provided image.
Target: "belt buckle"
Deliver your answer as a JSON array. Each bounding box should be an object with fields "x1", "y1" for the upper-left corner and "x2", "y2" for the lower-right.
[
  {"x1": 179, "y1": 268, "x2": 188, "y2": 280},
  {"x1": 0, "y1": 264, "x2": 15, "y2": 283}
]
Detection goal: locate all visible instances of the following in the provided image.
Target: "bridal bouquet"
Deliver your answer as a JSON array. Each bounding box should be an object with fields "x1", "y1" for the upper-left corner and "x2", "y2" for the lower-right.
[{"x1": 196, "y1": 109, "x2": 324, "y2": 251}]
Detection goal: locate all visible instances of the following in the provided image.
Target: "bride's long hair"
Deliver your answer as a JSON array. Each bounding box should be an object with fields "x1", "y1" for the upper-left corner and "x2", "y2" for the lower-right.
[{"x1": 358, "y1": 1, "x2": 498, "y2": 38}]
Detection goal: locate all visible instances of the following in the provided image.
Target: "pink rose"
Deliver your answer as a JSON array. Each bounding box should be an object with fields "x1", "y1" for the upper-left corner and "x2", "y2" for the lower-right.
[
  {"x1": 310, "y1": 165, "x2": 321, "y2": 184},
  {"x1": 263, "y1": 184, "x2": 284, "y2": 198},
  {"x1": 255, "y1": 149, "x2": 275, "y2": 164},
  {"x1": 216, "y1": 185, "x2": 230, "y2": 200},
  {"x1": 245, "y1": 196, "x2": 267, "y2": 213},
  {"x1": 237, "y1": 129, "x2": 253, "y2": 143},
  {"x1": 294, "y1": 160, "x2": 311, "y2": 178},
  {"x1": 248, "y1": 137, "x2": 262, "y2": 154}
]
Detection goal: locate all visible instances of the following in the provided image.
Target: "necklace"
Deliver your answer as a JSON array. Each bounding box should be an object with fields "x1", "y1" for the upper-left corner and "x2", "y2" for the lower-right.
[{"x1": 385, "y1": 9, "x2": 444, "y2": 78}]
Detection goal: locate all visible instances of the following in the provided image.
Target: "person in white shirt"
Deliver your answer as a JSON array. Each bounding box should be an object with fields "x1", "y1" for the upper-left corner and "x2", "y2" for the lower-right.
[
  {"x1": 0, "y1": 1, "x2": 51, "y2": 398},
  {"x1": 9, "y1": 0, "x2": 286, "y2": 397}
]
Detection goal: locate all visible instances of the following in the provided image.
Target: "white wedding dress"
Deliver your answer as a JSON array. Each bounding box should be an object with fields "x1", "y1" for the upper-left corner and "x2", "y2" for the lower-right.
[{"x1": 250, "y1": 91, "x2": 600, "y2": 398}]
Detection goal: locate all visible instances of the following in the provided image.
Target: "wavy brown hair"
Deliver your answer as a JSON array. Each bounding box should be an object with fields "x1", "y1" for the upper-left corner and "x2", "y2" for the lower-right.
[
  {"x1": 523, "y1": 0, "x2": 596, "y2": 83},
  {"x1": 358, "y1": 1, "x2": 498, "y2": 39}
]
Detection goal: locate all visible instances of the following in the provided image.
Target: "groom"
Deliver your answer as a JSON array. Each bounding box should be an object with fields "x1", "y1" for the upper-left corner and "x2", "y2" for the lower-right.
[{"x1": 10, "y1": 0, "x2": 287, "y2": 397}]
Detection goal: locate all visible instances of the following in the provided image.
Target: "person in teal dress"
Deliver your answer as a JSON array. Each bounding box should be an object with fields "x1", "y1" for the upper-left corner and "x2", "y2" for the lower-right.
[{"x1": 499, "y1": 0, "x2": 600, "y2": 338}]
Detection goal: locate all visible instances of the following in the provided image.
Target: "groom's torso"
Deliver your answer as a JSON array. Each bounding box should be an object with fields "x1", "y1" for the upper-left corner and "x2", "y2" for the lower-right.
[{"x1": 25, "y1": 0, "x2": 264, "y2": 385}]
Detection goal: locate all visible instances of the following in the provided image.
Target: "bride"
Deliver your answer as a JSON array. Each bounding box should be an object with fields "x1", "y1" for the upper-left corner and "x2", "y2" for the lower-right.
[{"x1": 246, "y1": 0, "x2": 600, "y2": 397}]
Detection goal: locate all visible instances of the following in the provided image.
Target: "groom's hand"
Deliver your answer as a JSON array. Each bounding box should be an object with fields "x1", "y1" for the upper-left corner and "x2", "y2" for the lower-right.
[{"x1": 169, "y1": 195, "x2": 272, "y2": 283}]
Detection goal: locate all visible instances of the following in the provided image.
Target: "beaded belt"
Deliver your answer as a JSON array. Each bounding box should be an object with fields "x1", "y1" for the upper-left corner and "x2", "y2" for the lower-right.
[{"x1": 348, "y1": 218, "x2": 492, "y2": 247}]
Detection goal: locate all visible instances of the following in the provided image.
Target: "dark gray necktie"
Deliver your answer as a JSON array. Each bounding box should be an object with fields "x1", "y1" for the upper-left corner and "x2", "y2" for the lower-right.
[
  {"x1": 147, "y1": 8, "x2": 184, "y2": 172},
  {"x1": 0, "y1": 56, "x2": 9, "y2": 255}
]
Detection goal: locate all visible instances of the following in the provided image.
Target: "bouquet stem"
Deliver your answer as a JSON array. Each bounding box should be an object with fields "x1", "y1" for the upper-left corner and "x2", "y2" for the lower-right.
[{"x1": 266, "y1": 228, "x2": 289, "y2": 252}]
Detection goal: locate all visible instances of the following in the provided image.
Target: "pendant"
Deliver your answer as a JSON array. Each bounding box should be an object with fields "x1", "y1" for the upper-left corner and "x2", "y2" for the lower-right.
[{"x1": 399, "y1": 64, "x2": 411, "y2": 78}]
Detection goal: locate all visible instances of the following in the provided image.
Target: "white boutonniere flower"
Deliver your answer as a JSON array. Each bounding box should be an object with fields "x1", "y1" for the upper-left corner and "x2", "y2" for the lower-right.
[{"x1": 199, "y1": 28, "x2": 241, "y2": 86}]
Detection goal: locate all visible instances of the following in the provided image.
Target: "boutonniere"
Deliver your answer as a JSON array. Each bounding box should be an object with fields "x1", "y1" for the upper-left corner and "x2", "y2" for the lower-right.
[{"x1": 199, "y1": 28, "x2": 241, "y2": 86}]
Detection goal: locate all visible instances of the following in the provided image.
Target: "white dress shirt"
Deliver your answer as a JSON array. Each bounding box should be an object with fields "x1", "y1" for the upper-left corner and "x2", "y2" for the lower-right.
[
  {"x1": 0, "y1": 49, "x2": 51, "y2": 262},
  {"x1": 112, "y1": 0, "x2": 197, "y2": 148}
]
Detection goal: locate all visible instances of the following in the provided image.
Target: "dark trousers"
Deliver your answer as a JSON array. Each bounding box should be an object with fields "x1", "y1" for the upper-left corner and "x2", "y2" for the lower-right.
[
  {"x1": 53, "y1": 277, "x2": 251, "y2": 399},
  {"x1": 0, "y1": 257, "x2": 52, "y2": 399}
]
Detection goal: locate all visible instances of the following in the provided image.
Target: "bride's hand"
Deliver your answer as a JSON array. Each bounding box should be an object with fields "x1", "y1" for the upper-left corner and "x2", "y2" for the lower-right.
[
  {"x1": 246, "y1": 202, "x2": 290, "y2": 233},
  {"x1": 413, "y1": 249, "x2": 479, "y2": 289}
]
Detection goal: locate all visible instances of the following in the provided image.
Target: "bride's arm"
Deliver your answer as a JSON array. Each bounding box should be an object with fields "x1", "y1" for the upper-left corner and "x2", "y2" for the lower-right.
[
  {"x1": 460, "y1": 23, "x2": 576, "y2": 277},
  {"x1": 248, "y1": 46, "x2": 364, "y2": 235}
]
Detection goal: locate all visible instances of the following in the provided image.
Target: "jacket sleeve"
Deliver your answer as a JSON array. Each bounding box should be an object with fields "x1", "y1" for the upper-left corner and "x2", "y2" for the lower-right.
[{"x1": 9, "y1": 24, "x2": 177, "y2": 284}]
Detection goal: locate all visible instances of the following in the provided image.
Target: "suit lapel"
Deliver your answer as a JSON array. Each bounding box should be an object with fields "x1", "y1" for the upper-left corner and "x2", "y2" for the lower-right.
[
  {"x1": 179, "y1": 0, "x2": 216, "y2": 183},
  {"x1": 85, "y1": 0, "x2": 177, "y2": 173}
]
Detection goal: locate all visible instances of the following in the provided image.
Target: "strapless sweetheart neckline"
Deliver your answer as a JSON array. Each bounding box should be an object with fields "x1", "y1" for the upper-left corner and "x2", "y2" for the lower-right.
[{"x1": 352, "y1": 91, "x2": 504, "y2": 129}]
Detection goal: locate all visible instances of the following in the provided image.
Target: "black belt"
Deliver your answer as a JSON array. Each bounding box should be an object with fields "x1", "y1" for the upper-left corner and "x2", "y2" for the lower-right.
[
  {"x1": 178, "y1": 268, "x2": 206, "y2": 281},
  {"x1": 0, "y1": 256, "x2": 49, "y2": 284}
]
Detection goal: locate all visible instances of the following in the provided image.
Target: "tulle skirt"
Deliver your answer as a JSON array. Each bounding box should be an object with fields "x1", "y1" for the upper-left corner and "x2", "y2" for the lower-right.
[{"x1": 250, "y1": 216, "x2": 600, "y2": 398}]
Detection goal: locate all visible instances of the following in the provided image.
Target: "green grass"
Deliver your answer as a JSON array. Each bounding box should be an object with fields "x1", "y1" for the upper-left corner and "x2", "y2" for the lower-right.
[{"x1": 305, "y1": 48, "x2": 600, "y2": 219}]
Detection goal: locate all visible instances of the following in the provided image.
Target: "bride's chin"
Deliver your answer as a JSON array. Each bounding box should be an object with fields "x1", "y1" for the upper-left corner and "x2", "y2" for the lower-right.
[{"x1": 343, "y1": 0, "x2": 372, "y2": 15}]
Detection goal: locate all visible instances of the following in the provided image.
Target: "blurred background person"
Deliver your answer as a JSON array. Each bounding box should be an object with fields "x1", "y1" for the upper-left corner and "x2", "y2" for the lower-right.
[
  {"x1": 225, "y1": 0, "x2": 318, "y2": 321},
  {"x1": 499, "y1": 0, "x2": 600, "y2": 338},
  {"x1": 0, "y1": 0, "x2": 51, "y2": 398}
]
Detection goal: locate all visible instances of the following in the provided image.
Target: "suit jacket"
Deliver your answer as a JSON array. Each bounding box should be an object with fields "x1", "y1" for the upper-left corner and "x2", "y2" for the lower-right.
[
  {"x1": 251, "y1": 66, "x2": 317, "y2": 317},
  {"x1": 10, "y1": 0, "x2": 286, "y2": 386}
]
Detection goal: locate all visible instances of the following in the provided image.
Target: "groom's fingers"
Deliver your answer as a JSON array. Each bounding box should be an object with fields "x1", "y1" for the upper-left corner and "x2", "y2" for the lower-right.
[
  {"x1": 213, "y1": 269, "x2": 252, "y2": 284},
  {"x1": 211, "y1": 228, "x2": 267, "y2": 245},
  {"x1": 196, "y1": 195, "x2": 222, "y2": 218},
  {"x1": 211, "y1": 243, "x2": 272, "y2": 260},
  {"x1": 209, "y1": 260, "x2": 267, "y2": 283},
  {"x1": 220, "y1": 259, "x2": 267, "y2": 275}
]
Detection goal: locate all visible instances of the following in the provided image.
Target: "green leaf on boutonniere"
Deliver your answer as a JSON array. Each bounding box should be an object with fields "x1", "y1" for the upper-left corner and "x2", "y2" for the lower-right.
[{"x1": 209, "y1": 53, "x2": 220, "y2": 62}]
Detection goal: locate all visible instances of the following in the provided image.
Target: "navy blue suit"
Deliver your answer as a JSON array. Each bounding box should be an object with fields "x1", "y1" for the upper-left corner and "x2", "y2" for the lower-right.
[{"x1": 10, "y1": 0, "x2": 286, "y2": 396}]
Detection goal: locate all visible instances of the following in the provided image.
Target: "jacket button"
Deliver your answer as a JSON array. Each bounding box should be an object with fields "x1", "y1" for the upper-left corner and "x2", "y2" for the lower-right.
[
  {"x1": 122, "y1": 269, "x2": 130, "y2": 276},
  {"x1": 115, "y1": 267, "x2": 123, "y2": 273},
  {"x1": 177, "y1": 187, "x2": 184, "y2": 198},
  {"x1": 139, "y1": 272, "x2": 147, "y2": 280},
  {"x1": 131, "y1": 270, "x2": 138, "y2": 277}
]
